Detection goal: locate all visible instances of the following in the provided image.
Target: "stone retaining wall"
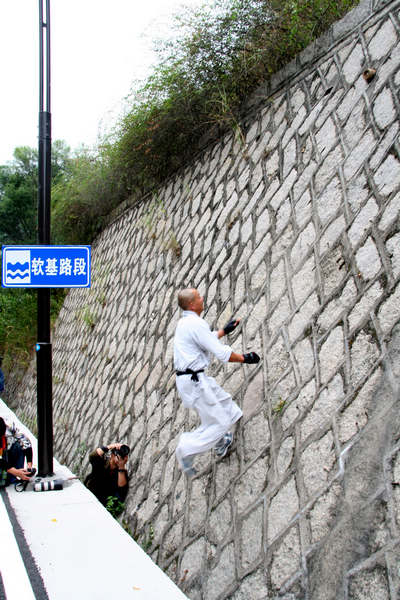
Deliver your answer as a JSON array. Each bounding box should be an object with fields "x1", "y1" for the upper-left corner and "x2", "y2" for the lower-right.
[{"x1": 14, "y1": 0, "x2": 400, "y2": 597}]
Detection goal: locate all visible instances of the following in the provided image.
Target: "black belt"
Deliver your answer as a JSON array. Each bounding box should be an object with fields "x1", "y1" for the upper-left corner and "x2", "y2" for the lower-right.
[{"x1": 175, "y1": 368, "x2": 204, "y2": 382}]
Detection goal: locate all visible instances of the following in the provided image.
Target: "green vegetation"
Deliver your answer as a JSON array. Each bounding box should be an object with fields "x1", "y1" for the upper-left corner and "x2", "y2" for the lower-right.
[
  {"x1": 0, "y1": 0, "x2": 358, "y2": 378},
  {"x1": 273, "y1": 398, "x2": 286, "y2": 415},
  {"x1": 51, "y1": 0, "x2": 357, "y2": 244},
  {"x1": 106, "y1": 495, "x2": 126, "y2": 519},
  {"x1": 0, "y1": 144, "x2": 69, "y2": 374}
]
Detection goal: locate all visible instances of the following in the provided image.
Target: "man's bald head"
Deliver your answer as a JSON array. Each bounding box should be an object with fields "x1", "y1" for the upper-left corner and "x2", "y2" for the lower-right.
[{"x1": 178, "y1": 288, "x2": 197, "y2": 310}]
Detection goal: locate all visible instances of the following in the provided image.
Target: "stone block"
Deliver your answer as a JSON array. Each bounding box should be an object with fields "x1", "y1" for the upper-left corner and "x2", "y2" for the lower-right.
[
  {"x1": 268, "y1": 477, "x2": 299, "y2": 543},
  {"x1": 350, "y1": 331, "x2": 379, "y2": 388},
  {"x1": 269, "y1": 169, "x2": 297, "y2": 211},
  {"x1": 386, "y1": 232, "x2": 400, "y2": 277},
  {"x1": 161, "y1": 451, "x2": 176, "y2": 498},
  {"x1": 161, "y1": 519, "x2": 184, "y2": 562},
  {"x1": 271, "y1": 371, "x2": 296, "y2": 410},
  {"x1": 342, "y1": 42, "x2": 366, "y2": 84},
  {"x1": 277, "y1": 436, "x2": 295, "y2": 477},
  {"x1": 316, "y1": 176, "x2": 342, "y2": 227},
  {"x1": 180, "y1": 537, "x2": 206, "y2": 581},
  {"x1": 265, "y1": 149, "x2": 279, "y2": 177},
  {"x1": 377, "y1": 281, "x2": 400, "y2": 333},
  {"x1": 267, "y1": 337, "x2": 291, "y2": 385},
  {"x1": 343, "y1": 129, "x2": 375, "y2": 181},
  {"x1": 392, "y1": 449, "x2": 400, "y2": 529},
  {"x1": 301, "y1": 431, "x2": 336, "y2": 497},
  {"x1": 242, "y1": 371, "x2": 266, "y2": 421},
  {"x1": 247, "y1": 295, "x2": 268, "y2": 336},
  {"x1": 291, "y1": 222, "x2": 315, "y2": 270},
  {"x1": 348, "y1": 198, "x2": 379, "y2": 247},
  {"x1": 293, "y1": 162, "x2": 318, "y2": 201},
  {"x1": 283, "y1": 137, "x2": 297, "y2": 178},
  {"x1": 355, "y1": 237, "x2": 381, "y2": 280},
  {"x1": 370, "y1": 122, "x2": 399, "y2": 171},
  {"x1": 316, "y1": 116, "x2": 337, "y2": 158},
  {"x1": 320, "y1": 247, "x2": 348, "y2": 296},
  {"x1": 276, "y1": 199, "x2": 292, "y2": 236},
  {"x1": 282, "y1": 379, "x2": 316, "y2": 431},
  {"x1": 309, "y1": 482, "x2": 341, "y2": 544},
  {"x1": 235, "y1": 458, "x2": 268, "y2": 514},
  {"x1": 230, "y1": 570, "x2": 269, "y2": 600},
  {"x1": 205, "y1": 544, "x2": 236, "y2": 600},
  {"x1": 319, "y1": 327, "x2": 344, "y2": 385},
  {"x1": 339, "y1": 367, "x2": 381, "y2": 443},
  {"x1": 315, "y1": 146, "x2": 343, "y2": 195},
  {"x1": 348, "y1": 566, "x2": 390, "y2": 599},
  {"x1": 240, "y1": 504, "x2": 264, "y2": 569},
  {"x1": 293, "y1": 337, "x2": 314, "y2": 381},
  {"x1": 373, "y1": 86, "x2": 396, "y2": 130},
  {"x1": 251, "y1": 259, "x2": 268, "y2": 294},
  {"x1": 318, "y1": 279, "x2": 357, "y2": 332},
  {"x1": 172, "y1": 474, "x2": 186, "y2": 519},
  {"x1": 320, "y1": 215, "x2": 346, "y2": 255},
  {"x1": 241, "y1": 215, "x2": 253, "y2": 246},
  {"x1": 269, "y1": 295, "x2": 290, "y2": 336},
  {"x1": 288, "y1": 293, "x2": 319, "y2": 342},
  {"x1": 368, "y1": 18, "x2": 397, "y2": 60},
  {"x1": 301, "y1": 374, "x2": 344, "y2": 442},
  {"x1": 215, "y1": 454, "x2": 240, "y2": 502},
  {"x1": 374, "y1": 154, "x2": 400, "y2": 196},
  {"x1": 208, "y1": 499, "x2": 232, "y2": 545},
  {"x1": 292, "y1": 257, "x2": 316, "y2": 307},
  {"x1": 270, "y1": 526, "x2": 301, "y2": 589},
  {"x1": 348, "y1": 281, "x2": 383, "y2": 331},
  {"x1": 270, "y1": 259, "x2": 287, "y2": 304},
  {"x1": 294, "y1": 190, "x2": 312, "y2": 229}
]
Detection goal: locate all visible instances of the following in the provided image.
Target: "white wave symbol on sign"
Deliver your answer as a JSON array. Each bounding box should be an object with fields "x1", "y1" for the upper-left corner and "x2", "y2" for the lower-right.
[{"x1": 6, "y1": 261, "x2": 30, "y2": 280}]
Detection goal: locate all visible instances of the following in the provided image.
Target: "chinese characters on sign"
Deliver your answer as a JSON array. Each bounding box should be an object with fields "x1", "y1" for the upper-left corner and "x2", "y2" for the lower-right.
[{"x1": 1, "y1": 246, "x2": 91, "y2": 288}]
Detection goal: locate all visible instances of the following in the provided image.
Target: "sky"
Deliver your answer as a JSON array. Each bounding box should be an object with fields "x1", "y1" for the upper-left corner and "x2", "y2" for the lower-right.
[{"x1": 0, "y1": 0, "x2": 205, "y2": 165}]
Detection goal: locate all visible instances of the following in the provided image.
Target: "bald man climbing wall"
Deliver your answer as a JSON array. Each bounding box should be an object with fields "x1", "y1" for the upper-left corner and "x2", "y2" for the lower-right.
[{"x1": 174, "y1": 288, "x2": 260, "y2": 476}]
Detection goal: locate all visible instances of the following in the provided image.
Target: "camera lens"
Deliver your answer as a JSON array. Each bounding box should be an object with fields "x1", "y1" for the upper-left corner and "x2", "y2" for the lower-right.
[{"x1": 118, "y1": 444, "x2": 130, "y2": 458}]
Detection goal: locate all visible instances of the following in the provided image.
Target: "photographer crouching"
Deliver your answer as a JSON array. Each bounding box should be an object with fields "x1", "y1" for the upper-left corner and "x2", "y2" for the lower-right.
[
  {"x1": 0, "y1": 417, "x2": 34, "y2": 486},
  {"x1": 84, "y1": 443, "x2": 130, "y2": 515}
]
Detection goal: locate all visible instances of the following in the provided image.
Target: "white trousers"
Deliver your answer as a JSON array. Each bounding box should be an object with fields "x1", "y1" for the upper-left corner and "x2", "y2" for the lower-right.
[{"x1": 175, "y1": 373, "x2": 242, "y2": 469}]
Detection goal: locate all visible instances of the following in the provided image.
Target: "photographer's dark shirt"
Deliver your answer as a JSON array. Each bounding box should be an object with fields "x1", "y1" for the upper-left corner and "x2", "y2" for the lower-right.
[
  {"x1": 0, "y1": 456, "x2": 10, "y2": 470},
  {"x1": 84, "y1": 450, "x2": 128, "y2": 506}
]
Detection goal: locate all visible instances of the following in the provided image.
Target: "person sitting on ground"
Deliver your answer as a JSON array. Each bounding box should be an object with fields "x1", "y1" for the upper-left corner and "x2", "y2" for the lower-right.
[
  {"x1": 84, "y1": 442, "x2": 130, "y2": 509},
  {"x1": 0, "y1": 416, "x2": 33, "y2": 486}
]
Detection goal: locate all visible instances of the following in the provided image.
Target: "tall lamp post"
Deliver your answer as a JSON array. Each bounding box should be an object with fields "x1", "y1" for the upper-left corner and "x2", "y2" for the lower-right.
[{"x1": 37, "y1": 0, "x2": 53, "y2": 476}]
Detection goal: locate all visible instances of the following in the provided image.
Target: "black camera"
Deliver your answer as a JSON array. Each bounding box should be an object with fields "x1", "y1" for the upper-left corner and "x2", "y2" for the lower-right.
[{"x1": 112, "y1": 444, "x2": 130, "y2": 458}]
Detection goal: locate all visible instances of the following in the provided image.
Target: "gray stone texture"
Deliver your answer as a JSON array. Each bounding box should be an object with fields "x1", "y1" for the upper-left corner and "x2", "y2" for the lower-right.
[{"x1": 11, "y1": 0, "x2": 400, "y2": 598}]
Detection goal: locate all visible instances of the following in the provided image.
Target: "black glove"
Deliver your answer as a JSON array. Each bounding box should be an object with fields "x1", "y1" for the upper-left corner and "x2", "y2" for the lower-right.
[
  {"x1": 243, "y1": 352, "x2": 260, "y2": 364},
  {"x1": 223, "y1": 318, "x2": 240, "y2": 335}
]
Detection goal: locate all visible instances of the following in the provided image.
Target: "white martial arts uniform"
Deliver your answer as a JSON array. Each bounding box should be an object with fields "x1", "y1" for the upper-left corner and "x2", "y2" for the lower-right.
[{"x1": 174, "y1": 310, "x2": 243, "y2": 469}]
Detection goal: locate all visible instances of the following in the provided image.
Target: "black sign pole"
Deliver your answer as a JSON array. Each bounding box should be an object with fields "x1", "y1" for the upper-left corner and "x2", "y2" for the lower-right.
[{"x1": 37, "y1": 0, "x2": 53, "y2": 476}]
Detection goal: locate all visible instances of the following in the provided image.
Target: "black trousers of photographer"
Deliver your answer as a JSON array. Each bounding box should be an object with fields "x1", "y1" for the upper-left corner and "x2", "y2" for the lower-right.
[{"x1": 6, "y1": 442, "x2": 33, "y2": 484}]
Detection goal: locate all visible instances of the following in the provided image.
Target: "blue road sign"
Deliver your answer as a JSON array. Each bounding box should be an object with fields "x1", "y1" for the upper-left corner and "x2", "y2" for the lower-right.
[{"x1": 1, "y1": 245, "x2": 91, "y2": 288}]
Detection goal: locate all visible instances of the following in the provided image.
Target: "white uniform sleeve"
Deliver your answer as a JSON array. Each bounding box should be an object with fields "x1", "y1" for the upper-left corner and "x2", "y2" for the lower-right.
[{"x1": 192, "y1": 319, "x2": 232, "y2": 362}]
